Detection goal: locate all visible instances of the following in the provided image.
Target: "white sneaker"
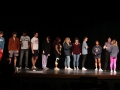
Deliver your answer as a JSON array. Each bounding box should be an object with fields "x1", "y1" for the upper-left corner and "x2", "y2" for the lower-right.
[
  {"x1": 68, "y1": 67, "x2": 73, "y2": 70},
  {"x1": 54, "y1": 67, "x2": 60, "y2": 71},
  {"x1": 111, "y1": 70, "x2": 113, "y2": 73},
  {"x1": 114, "y1": 70, "x2": 117, "y2": 73},
  {"x1": 82, "y1": 67, "x2": 87, "y2": 70},
  {"x1": 99, "y1": 68, "x2": 103, "y2": 71},
  {"x1": 77, "y1": 67, "x2": 79, "y2": 70},
  {"x1": 95, "y1": 68, "x2": 98, "y2": 71},
  {"x1": 65, "y1": 67, "x2": 68, "y2": 70},
  {"x1": 74, "y1": 67, "x2": 76, "y2": 70}
]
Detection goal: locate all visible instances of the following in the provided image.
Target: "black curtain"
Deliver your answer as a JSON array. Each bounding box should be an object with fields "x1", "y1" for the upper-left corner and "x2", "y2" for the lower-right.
[{"x1": 0, "y1": 8, "x2": 120, "y2": 69}]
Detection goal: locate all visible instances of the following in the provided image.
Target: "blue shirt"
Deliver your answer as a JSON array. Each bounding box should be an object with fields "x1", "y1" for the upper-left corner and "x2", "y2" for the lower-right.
[
  {"x1": 82, "y1": 41, "x2": 88, "y2": 54},
  {"x1": 0, "y1": 37, "x2": 5, "y2": 49}
]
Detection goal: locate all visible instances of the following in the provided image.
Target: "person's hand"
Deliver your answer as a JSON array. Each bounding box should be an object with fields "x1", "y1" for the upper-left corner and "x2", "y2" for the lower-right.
[
  {"x1": 32, "y1": 50, "x2": 34, "y2": 54},
  {"x1": 9, "y1": 51, "x2": 10, "y2": 53},
  {"x1": 48, "y1": 54, "x2": 50, "y2": 56},
  {"x1": 72, "y1": 52, "x2": 73, "y2": 55},
  {"x1": 86, "y1": 46, "x2": 88, "y2": 49},
  {"x1": 80, "y1": 53, "x2": 81, "y2": 55}
]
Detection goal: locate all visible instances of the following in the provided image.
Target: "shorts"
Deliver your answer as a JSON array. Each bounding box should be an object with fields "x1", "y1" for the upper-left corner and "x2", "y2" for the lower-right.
[
  {"x1": 0, "y1": 49, "x2": 3, "y2": 60},
  {"x1": 32, "y1": 50, "x2": 39, "y2": 57},
  {"x1": 9, "y1": 50, "x2": 18, "y2": 57}
]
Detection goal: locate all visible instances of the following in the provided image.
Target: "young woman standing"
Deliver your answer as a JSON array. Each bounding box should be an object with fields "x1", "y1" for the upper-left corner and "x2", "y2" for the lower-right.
[
  {"x1": 92, "y1": 41, "x2": 103, "y2": 71},
  {"x1": 72, "y1": 38, "x2": 81, "y2": 70},
  {"x1": 63, "y1": 37, "x2": 72, "y2": 70}
]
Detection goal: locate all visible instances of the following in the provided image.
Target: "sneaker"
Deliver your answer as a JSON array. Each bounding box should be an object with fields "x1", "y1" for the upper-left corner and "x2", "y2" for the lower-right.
[
  {"x1": 82, "y1": 67, "x2": 87, "y2": 70},
  {"x1": 54, "y1": 67, "x2": 60, "y2": 71},
  {"x1": 99, "y1": 68, "x2": 103, "y2": 71},
  {"x1": 74, "y1": 67, "x2": 76, "y2": 70},
  {"x1": 76, "y1": 67, "x2": 79, "y2": 70},
  {"x1": 68, "y1": 67, "x2": 73, "y2": 70},
  {"x1": 34, "y1": 66, "x2": 38, "y2": 69},
  {"x1": 95, "y1": 68, "x2": 98, "y2": 71},
  {"x1": 65, "y1": 67, "x2": 68, "y2": 70},
  {"x1": 111, "y1": 70, "x2": 113, "y2": 73},
  {"x1": 25, "y1": 67, "x2": 29, "y2": 69},
  {"x1": 43, "y1": 67, "x2": 49, "y2": 70},
  {"x1": 114, "y1": 70, "x2": 117, "y2": 73}
]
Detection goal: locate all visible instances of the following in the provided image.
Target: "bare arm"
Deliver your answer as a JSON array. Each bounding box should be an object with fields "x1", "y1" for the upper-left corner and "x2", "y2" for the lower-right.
[{"x1": 55, "y1": 45, "x2": 60, "y2": 54}]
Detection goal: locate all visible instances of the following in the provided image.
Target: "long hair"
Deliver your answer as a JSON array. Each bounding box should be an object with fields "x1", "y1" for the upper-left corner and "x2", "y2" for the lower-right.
[
  {"x1": 53, "y1": 37, "x2": 60, "y2": 47},
  {"x1": 112, "y1": 40, "x2": 117, "y2": 46},
  {"x1": 63, "y1": 37, "x2": 70, "y2": 45}
]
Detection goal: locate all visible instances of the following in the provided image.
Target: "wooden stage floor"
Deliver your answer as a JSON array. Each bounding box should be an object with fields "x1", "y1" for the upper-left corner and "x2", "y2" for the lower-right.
[{"x1": 11, "y1": 69, "x2": 120, "y2": 79}]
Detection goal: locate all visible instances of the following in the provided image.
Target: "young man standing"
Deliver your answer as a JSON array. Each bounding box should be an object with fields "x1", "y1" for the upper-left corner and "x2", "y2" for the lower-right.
[
  {"x1": 82, "y1": 37, "x2": 88, "y2": 70},
  {"x1": 8, "y1": 32, "x2": 20, "y2": 68},
  {"x1": 103, "y1": 37, "x2": 112, "y2": 71},
  {"x1": 0, "y1": 31, "x2": 5, "y2": 61},
  {"x1": 19, "y1": 31, "x2": 30, "y2": 69},
  {"x1": 31, "y1": 32, "x2": 39, "y2": 69}
]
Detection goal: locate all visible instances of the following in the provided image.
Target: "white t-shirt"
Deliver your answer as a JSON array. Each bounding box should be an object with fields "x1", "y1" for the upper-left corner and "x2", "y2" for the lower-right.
[
  {"x1": 20, "y1": 36, "x2": 30, "y2": 49},
  {"x1": 31, "y1": 37, "x2": 39, "y2": 50}
]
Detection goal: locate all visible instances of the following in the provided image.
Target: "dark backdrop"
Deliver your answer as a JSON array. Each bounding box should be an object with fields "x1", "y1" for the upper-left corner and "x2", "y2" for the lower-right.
[{"x1": 0, "y1": 7, "x2": 120, "y2": 69}]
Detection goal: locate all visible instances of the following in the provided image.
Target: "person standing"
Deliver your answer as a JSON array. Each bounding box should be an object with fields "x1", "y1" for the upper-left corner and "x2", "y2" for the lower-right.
[
  {"x1": 0, "y1": 31, "x2": 5, "y2": 61},
  {"x1": 63, "y1": 37, "x2": 72, "y2": 70},
  {"x1": 105, "y1": 40, "x2": 119, "y2": 73},
  {"x1": 92, "y1": 41, "x2": 103, "y2": 71},
  {"x1": 31, "y1": 32, "x2": 39, "y2": 70},
  {"x1": 8, "y1": 32, "x2": 20, "y2": 68},
  {"x1": 53, "y1": 37, "x2": 62, "y2": 71},
  {"x1": 103, "y1": 37, "x2": 112, "y2": 71},
  {"x1": 82, "y1": 37, "x2": 88, "y2": 70},
  {"x1": 19, "y1": 31, "x2": 30, "y2": 69},
  {"x1": 42, "y1": 36, "x2": 51, "y2": 70},
  {"x1": 72, "y1": 38, "x2": 81, "y2": 70},
  {"x1": 0, "y1": 31, "x2": 5, "y2": 72}
]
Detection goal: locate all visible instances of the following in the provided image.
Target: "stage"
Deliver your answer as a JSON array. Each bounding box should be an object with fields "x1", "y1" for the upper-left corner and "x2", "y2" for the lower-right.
[{"x1": 11, "y1": 69, "x2": 120, "y2": 79}]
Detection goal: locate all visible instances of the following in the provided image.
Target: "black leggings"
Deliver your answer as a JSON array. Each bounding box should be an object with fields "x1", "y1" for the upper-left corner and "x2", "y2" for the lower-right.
[{"x1": 82, "y1": 54, "x2": 87, "y2": 67}]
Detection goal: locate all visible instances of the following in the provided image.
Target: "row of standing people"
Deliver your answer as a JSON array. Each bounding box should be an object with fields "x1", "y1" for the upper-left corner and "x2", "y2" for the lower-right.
[{"x1": 0, "y1": 31, "x2": 119, "y2": 72}]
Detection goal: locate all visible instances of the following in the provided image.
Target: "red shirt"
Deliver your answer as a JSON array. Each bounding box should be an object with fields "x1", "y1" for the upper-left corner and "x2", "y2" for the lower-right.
[{"x1": 72, "y1": 43, "x2": 81, "y2": 54}]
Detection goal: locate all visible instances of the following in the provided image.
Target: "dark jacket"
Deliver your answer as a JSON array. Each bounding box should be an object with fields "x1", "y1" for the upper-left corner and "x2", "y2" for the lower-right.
[
  {"x1": 63, "y1": 42, "x2": 72, "y2": 56},
  {"x1": 42, "y1": 40, "x2": 51, "y2": 55}
]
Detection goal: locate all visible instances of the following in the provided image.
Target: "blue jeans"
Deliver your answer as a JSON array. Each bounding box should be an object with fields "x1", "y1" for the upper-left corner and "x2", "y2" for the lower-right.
[
  {"x1": 19, "y1": 49, "x2": 29, "y2": 67},
  {"x1": 64, "y1": 56, "x2": 70, "y2": 67},
  {"x1": 73, "y1": 54, "x2": 80, "y2": 67}
]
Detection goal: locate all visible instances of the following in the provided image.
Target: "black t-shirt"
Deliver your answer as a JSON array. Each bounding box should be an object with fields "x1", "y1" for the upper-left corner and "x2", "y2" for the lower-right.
[{"x1": 54, "y1": 42, "x2": 61, "y2": 54}]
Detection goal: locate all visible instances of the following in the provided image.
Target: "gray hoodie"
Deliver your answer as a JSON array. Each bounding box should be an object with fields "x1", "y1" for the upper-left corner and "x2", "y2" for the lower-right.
[{"x1": 107, "y1": 45, "x2": 119, "y2": 58}]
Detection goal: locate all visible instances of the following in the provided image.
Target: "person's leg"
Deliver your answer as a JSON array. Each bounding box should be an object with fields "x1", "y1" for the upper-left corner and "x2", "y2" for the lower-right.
[
  {"x1": 54, "y1": 56, "x2": 60, "y2": 70},
  {"x1": 113, "y1": 58, "x2": 117, "y2": 72},
  {"x1": 42, "y1": 54, "x2": 48, "y2": 69},
  {"x1": 95, "y1": 58, "x2": 97, "y2": 70},
  {"x1": 0, "y1": 49, "x2": 3, "y2": 61},
  {"x1": 25, "y1": 49, "x2": 29, "y2": 69},
  {"x1": 31, "y1": 50, "x2": 35, "y2": 68},
  {"x1": 34, "y1": 50, "x2": 38, "y2": 69},
  {"x1": 76, "y1": 54, "x2": 80, "y2": 70},
  {"x1": 64, "y1": 56, "x2": 67, "y2": 69},
  {"x1": 73, "y1": 54, "x2": 76, "y2": 69},
  {"x1": 82, "y1": 54, "x2": 87, "y2": 70},
  {"x1": 67, "y1": 56, "x2": 72, "y2": 70},
  {"x1": 98, "y1": 58, "x2": 103, "y2": 71},
  {"x1": 9, "y1": 51, "x2": 13, "y2": 64},
  {"x1": 104, "y1": 51, "x2": 109, "y2": 70},
  {"x1": 110, "y1": 57, "x2": 114, "y2": 72},
  {"x1": 14, "y1": 51, "x2": 18, "y2": 67},
  {"x1": 19, "y1": 49, "x2": 24, "y2": 68}
]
